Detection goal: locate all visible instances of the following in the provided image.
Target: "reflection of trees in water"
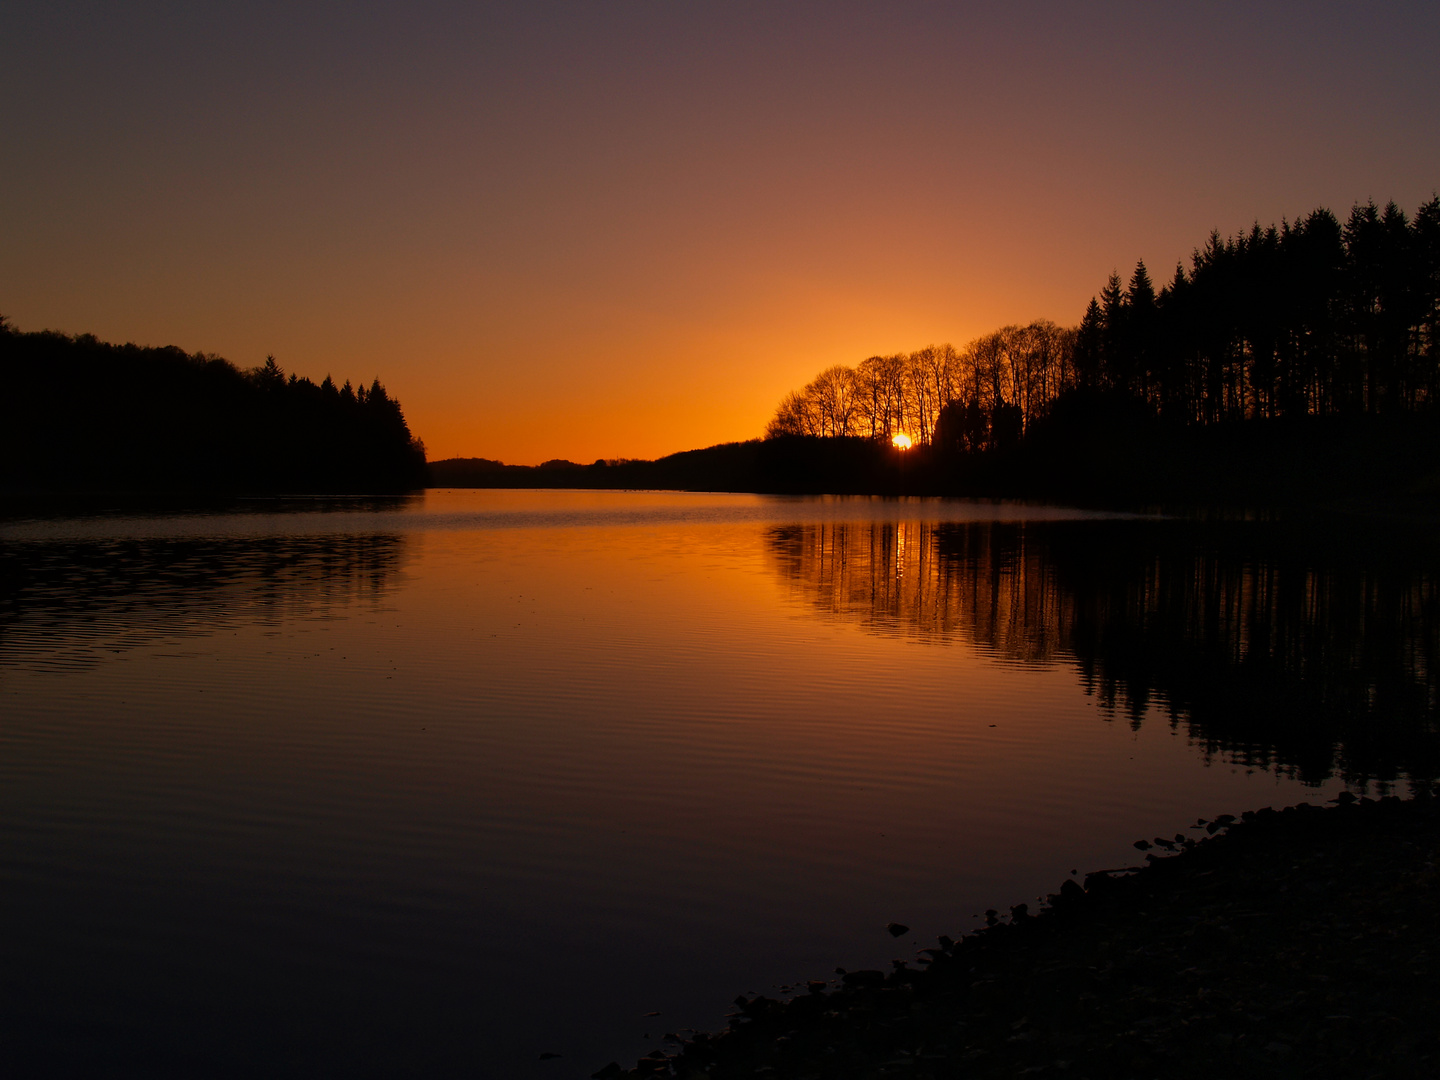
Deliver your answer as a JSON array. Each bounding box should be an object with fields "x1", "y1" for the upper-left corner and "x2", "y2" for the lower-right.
[
  {"x1": 768, "y1": 520, "x2": 1440, "y2": 789},
  {"x1": 0, "y1": 532, "x2": 408, "y2": 671},
  {"x1": 767, "y1": 521, "x2": 1069, "y2": 663}
]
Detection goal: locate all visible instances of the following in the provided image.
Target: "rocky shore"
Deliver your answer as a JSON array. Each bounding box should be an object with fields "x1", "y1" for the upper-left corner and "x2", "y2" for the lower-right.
[{"x1": 594, "y1": 793, "x2": 1439, "y2": 1079}]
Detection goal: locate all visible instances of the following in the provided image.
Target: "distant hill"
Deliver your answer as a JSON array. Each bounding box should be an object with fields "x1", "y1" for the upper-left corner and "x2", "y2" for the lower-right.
[
  {"x1": 431, "y1": 438, "x2": 925, "y2": 494},
  {"x1": 430, "y1": 442, "x2": 765, "y2": 492},
  {"x1": 1, "y1": 320, "x2": 426, "y2": 494}
]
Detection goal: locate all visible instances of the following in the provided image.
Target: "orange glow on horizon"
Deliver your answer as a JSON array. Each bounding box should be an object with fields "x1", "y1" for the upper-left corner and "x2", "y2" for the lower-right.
[{"x1": 4, "y1": 8, "x2": 1435, "y2": 466}]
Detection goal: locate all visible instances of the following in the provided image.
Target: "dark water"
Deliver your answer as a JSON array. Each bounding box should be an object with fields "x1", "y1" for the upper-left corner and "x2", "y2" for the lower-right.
[{"x1": 2, "y1": 492, "x2": 1435, "y2": 1078}]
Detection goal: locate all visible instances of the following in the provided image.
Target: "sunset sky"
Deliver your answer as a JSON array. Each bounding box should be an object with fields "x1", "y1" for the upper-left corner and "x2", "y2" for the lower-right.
[{"x1": 5, "y1": 2, "x2": 1439, "y2": 464}]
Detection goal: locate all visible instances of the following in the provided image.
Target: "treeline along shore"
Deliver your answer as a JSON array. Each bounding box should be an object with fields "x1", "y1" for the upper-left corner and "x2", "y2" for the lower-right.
[
  {"x1": 437, "y1": 196, "x2": 1440, "y2": 506},
  {"x1": 0, "y1": 319, "x2": 426, "y2": 495},
  {"x1": 9, "y1": 196, "x2": 1438, "y2": 504}
]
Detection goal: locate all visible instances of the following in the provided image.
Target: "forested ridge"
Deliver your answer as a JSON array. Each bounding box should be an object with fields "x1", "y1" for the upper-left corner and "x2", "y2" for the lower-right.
[
  {"x1": 769, "y1": 198, "x2": 1440, "y2": 465},
  {"x1": 1, "y1": 320, "x2": 426, "y2": 493},
  {"x1": 432, "y1": 197, "x2": 1440, "y2": 504}
]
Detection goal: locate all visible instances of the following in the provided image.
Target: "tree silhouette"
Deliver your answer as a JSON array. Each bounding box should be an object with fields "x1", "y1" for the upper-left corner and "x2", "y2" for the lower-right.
[
  {"x1": 766, "y1": 196, "x2": 1440, "y2": 467},
  {"x1": 0, "y1": 323, "x2": 427, "y2": 493}
]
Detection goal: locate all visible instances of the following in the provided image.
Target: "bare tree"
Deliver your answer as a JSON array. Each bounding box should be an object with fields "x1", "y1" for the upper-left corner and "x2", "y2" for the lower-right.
[
  {"x1": 766, "y1": 323, "x2": 1077, "y2": 444},
  {"x1": 808, "y1": 365, "x2": 859, "y2": 436},
  {"x1": 854, "y1": 357, "x2": 887, "y2": 438},
  {"x1": 766, "y1": 389, "x2": 821, "y2": 437}
]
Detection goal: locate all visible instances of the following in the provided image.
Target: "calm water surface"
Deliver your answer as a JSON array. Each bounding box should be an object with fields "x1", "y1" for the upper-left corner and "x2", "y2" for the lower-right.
[{"x1": 2, "y1": 490, "x2": 1435, "y2": 1077}]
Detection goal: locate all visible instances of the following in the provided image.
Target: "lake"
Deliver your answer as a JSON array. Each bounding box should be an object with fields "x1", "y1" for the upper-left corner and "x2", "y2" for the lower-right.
[{"x1": 1, "y1": 490, "x2": 1434, "y2": 1078}]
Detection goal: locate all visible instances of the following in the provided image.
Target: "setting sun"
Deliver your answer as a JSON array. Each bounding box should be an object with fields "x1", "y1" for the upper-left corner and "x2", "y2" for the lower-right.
[{"x1": 891, "y1": 433, "x2": 913, "y2": 450}]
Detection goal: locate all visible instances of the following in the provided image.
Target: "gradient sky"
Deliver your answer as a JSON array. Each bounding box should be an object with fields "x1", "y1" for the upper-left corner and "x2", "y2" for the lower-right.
[{"x1": 5, "y1": 2, "x2": 1439, "y2": 464}]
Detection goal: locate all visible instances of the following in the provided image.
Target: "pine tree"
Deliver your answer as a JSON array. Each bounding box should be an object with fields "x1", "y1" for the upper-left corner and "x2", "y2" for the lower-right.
[
  {"x1": 1075, "y1": 298, "x2": 1104, "y2": 390},
  {"x1": 1099, "y1": 272, "x2": 1126, "y2": 392}
]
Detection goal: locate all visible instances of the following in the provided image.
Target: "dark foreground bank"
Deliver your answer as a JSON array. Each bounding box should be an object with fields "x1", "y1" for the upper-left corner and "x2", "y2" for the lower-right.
[{"x1": 596, "y1": 794, "x2": 1439, "y2": 1079}]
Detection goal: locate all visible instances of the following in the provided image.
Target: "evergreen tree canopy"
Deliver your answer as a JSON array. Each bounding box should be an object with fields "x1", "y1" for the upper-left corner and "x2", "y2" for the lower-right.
[{"x1": 0, "y1": 321, "x2": 426, "y2": 493}]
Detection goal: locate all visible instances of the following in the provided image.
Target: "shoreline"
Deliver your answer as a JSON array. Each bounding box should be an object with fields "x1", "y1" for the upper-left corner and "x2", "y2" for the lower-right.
[{"x1": 595, "y1": 794, "x2": 1440, "y2": 1079}]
